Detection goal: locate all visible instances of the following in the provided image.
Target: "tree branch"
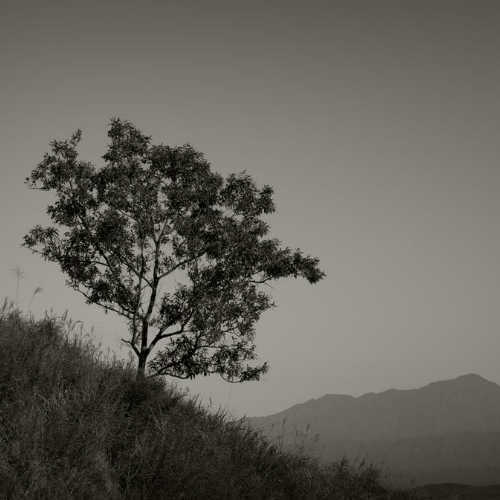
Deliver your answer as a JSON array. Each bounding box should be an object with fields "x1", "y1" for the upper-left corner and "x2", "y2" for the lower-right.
[
  {"x1": 149, "y1": 325, "x2": 193, "y2": 348},
  {"x1": 121, "y1": 338, "x2": 140, "y2": 356},
  {"x1": 72, "y1": 286, "x2": 134, "y2": 320},
  {"x1": 70, "y1": 187, "x2": 152, "y2": 288},
  {"x1": 130, "y1": 237, "x2": 147, "y2": 347},
  {"x1": 157, "y1": 249, "x2": 207, "y2": 281}
]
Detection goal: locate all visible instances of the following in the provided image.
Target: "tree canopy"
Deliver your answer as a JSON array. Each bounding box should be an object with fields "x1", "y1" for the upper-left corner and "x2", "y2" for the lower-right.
[{"x1": 24, "y1": 119, "x2": 325, "y2": 381}]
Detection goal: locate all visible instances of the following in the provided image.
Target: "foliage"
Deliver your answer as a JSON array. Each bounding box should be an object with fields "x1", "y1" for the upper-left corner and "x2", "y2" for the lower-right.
[{"x1": 23, "y1": 119, "x2": 325, "y2": 380}]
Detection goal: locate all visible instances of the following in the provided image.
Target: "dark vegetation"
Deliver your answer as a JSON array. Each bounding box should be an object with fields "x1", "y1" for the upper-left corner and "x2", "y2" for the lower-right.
[
  {"x1": 0, "y1": 302, "x2": 414, "y2": 499},
  {"x1": 23, "y1": 118, "x2": 324, "y2": 381}
]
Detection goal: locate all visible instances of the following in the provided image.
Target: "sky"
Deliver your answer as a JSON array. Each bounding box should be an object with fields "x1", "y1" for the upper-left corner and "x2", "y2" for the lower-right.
[{"x1": 2, "y1": 0, "x2": 500, "y2": 418}]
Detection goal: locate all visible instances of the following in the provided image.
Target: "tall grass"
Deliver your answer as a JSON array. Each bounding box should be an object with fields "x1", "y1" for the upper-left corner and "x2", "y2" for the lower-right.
[{"x1": 0, "y1": 301, "x2": 414, "y2": 499}]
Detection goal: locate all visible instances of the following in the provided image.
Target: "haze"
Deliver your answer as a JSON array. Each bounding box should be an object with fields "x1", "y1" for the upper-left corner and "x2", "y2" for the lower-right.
[{"x1": 1, "y1": 0, "x2": 500, "y2": 418}]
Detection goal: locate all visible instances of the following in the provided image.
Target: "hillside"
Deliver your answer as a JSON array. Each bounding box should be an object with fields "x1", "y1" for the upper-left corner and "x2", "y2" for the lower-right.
[
  {"x1": 247, "y1": 375, "x2": 500, "y2": 486},
  {"x1": 0, "y1": 302, "x2": 411, "y2": 499}
]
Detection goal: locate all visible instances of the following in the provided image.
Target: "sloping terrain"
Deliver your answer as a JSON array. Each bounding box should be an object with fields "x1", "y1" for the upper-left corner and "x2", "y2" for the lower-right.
[{"x1": 0, "y1": 303, "x2": 410, "y2": 499}]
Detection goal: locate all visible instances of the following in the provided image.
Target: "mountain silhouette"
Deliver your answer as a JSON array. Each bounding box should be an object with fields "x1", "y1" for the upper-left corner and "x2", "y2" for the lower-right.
[{"x1": 246, "y1": 374, "x2": 500, "y2": 486}]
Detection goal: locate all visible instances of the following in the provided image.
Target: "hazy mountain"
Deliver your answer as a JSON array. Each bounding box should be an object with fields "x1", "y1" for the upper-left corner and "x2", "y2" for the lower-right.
[{"x1": 246, "y1": 374, "x2": 500, "y2": 487}]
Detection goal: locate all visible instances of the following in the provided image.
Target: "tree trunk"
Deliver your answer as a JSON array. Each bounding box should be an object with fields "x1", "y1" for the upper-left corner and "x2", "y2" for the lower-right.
[
  {"x1": 136, "y1": 349, "x2": 149, "y2": 380},
  {"x1": 137, "y1": 319, "x2": 150, "y2": 380}
]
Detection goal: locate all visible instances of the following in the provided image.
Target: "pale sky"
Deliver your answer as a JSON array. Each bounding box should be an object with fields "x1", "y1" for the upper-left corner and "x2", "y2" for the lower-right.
[{"x1": 2, "y1": 0, "x2": 500, "y2": 418}]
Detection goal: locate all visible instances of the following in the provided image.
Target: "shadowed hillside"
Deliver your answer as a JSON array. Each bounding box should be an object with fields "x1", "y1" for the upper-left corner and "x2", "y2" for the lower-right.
[
  {"x1": 0, "y1": 302, "x2": 412, "y2": 499},
  {"x1": 247, "y1": 375, "x2": 500, "y2": 487}
]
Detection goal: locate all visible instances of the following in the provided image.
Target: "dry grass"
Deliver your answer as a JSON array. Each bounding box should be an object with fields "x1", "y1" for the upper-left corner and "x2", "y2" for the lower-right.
[{"x1": 0, "y1": 300, "x2": 414, "y2": 499}]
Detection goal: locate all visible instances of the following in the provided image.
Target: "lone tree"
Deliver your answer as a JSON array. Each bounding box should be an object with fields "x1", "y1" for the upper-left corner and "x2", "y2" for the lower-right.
[{"x1": 24, "y1": 119, "x2": 325, "y2": 381}]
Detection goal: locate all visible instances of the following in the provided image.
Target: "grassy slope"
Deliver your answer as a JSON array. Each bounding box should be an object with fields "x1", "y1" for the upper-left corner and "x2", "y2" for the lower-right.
[{"x1": 0, "y1": 303, "x2": 413, "y2": 499}]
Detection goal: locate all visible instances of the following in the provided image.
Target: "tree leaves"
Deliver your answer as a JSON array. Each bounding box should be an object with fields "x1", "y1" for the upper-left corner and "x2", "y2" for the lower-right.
[{"x1": 23, "y1": 118, "x2": 325, "y2": 382}]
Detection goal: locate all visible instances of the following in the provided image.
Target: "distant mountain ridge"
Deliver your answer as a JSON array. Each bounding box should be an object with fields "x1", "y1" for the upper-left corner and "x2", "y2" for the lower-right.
[{"x1": 246, "y1": 374, "x2": 500, "y2": 486}]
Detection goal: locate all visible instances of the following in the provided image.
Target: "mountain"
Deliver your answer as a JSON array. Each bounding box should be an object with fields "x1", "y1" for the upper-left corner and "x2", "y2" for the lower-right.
[{"x1": 246, "y1": 374, "x2": 500, "y2": 487}]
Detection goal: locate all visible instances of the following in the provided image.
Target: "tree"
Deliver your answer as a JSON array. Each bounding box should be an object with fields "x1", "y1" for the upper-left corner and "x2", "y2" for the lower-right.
[{"x1": 23, "y1": 119, "x2": 325, "y2": 381}]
